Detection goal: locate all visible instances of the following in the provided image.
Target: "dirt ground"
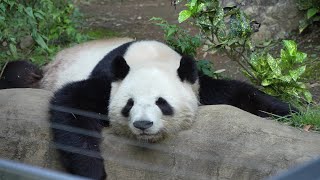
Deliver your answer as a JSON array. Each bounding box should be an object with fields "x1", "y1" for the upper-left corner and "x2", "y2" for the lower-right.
[
  {"x1": 78, "y1": 0, "x2": 180, "y2": 40},
  {"x1": 77, "y1": 0, "x2": 320, "y2": 104}
]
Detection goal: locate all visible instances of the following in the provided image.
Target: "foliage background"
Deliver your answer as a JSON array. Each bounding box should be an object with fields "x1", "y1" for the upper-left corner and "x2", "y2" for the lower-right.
[
  {"x1": 0, "y1": 0, "x2": 87, "y2": 68},
  {"x1": 154, "y1": 0, "x2": 314, "y2": 105}
]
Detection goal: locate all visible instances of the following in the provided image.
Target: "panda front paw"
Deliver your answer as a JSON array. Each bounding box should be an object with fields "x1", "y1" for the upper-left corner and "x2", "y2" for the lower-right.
[
  {"x1": 62, "y1": 152, "x2": 107, "y2": 180},
  {"x1": 76, "y1": 158, "x2": 107, "y2": 180}
]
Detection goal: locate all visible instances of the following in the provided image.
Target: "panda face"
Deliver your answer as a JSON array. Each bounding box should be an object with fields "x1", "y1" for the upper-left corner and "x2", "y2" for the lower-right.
[{"x1": 108, "y1": 68, "x2": 198, "y2": 142}]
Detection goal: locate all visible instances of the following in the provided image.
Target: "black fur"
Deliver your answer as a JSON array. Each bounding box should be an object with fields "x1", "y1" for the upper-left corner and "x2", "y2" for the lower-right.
[
  {"x1": 121, "y1": 98, "x2": 134, "y2": 117},
  {"x1": 90, "y1": 41, "x2": 134, "y2": 79},
  {"x1": 156, "y1": 97, "x2": 174, "y2": 115},
  {"x1": 0, "y1": 80, "x2": 10, "y2": 89},
  {"x1": 49, "y1": 77, "x2": 111, "y2": 180},
  {"x1": 110, "y1": 56, "x2": 130, "y2": 81},
  {"x1": 0, "y1": 60, "x2": 43, "y2": 89},
  {"x1": 177, "y1": 56, "x2": 198, "y2": 84},
  {"x1": 198, "y1": 73, "x2": 298, "y2": 117}
]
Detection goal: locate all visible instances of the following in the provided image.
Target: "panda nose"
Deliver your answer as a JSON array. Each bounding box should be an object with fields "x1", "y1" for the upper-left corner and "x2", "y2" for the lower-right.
[{"x1": 133, "y1": 121, "x2": 153, "y2": 130}]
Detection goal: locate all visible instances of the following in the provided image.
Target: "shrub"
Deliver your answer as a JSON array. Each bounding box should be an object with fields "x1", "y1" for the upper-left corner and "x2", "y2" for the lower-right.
[
  {"x1": 150, "y1": 17, "x2": 223, "y2": 79},
  {"x1": 296, "y1": 0, "x2": 320, "y2": 33},
  {"x1": 246, "y1": 40, "x2": 312, "y2": 103},
  {"x1": 0, "y1": 0, "x2": 87, "y2": 66},
  {"x1": 153, "y1": 0, "x2": 313, "y2": 104}
]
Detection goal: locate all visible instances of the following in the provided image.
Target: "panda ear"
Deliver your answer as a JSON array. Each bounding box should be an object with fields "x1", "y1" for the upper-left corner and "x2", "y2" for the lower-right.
[
  {"x1": 177, "y1": 56, "x2": 198, "y2": 84},
  {"x1": 111, "y1": 56, "x2": 130, "y2": 81}
]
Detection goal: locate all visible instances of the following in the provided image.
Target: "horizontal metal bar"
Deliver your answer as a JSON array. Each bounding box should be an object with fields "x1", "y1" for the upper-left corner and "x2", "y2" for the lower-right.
[{"x1": 0, "y1": 159, "x2": 91, "y2": 180}]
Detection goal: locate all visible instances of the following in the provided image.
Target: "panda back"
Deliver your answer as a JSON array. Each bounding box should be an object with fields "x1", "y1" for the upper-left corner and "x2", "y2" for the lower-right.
[
  {"x1": 124, "y1": 40, "x2": 181, "y2": 71},
  {"x1": 40, "y1": 38, "x2": 134, "y2": 91}
]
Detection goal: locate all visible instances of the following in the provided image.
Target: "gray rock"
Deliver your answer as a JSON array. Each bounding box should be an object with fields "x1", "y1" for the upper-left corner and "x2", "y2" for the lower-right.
[
  {"x1": 0, "y1": 89, "x2": 319, "y2": 180},
  {"x1": 2, "y1": 41, "x2": 7, "y2": 47},
  {"x1": 19, "y1": 36, "x2": 35, "y2": 50},
  {"x1": 222, "y1": 0, "x2": 303, "y2": 41},
  {"x1": 0, "y1": 89, "x2": 62, "y2": 170}
]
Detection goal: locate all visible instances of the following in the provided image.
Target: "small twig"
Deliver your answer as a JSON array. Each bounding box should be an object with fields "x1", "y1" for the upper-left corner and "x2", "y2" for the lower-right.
[
  {"x1": 0, "y1": 61, "x2": 9, "y2": 79},
  {"x1": 225, "y1": 50, "x2": 259, "y2": 83}
]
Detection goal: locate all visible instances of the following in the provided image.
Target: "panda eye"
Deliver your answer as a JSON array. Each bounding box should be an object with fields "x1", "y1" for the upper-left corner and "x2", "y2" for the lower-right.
[
  {"x1": 156, "y1": 97, "x2": 174, "y2": 116},
  {"x1": 121, "y1": 98, "x2": 134, "y2": 117}
]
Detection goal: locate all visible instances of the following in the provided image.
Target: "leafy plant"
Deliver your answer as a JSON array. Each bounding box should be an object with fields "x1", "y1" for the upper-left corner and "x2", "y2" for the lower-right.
[
  {"x1": 150, "y1": 17, "x2": 223, "y2": 79},
  {"x1": 0, "y1": 0, "x2": 88, "y2": 68},
  {"x1": 174, "y1": 0, "x2": 258, "y2": 80},
  {"x1": 196, "y1": 59, "x2": 224, "y2": 79},
  {"x1": 156, "y1": 0, "x2": 312, "y2": 104},
  {"x1": 150, "y1": 17, "x2": 201, "y2": 57},
  {"x1": 247, "y1": 40, "x2": 312, "y2": 103},
  {"x1": 296, "y1": 0, "x2": 320, "y2": 33}
]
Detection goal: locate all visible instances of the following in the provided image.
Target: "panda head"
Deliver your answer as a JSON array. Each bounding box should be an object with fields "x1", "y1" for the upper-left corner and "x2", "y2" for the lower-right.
[{"x1": 108, "y1": 41, "x2": 199, "y2": 142}]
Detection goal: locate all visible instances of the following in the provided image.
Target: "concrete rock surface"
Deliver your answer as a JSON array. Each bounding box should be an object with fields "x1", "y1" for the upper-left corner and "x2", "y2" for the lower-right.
[{"x1": 0, "y1": 89, "x2": 319, "y2": 180}]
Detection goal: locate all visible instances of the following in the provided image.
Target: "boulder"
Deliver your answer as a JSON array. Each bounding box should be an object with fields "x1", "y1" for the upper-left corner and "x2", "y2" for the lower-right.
[
  {"x1": 0, "y1": 89, "x2": 319, "y2": 180},
  {"x1": 222, "y1": 0, "x2": 304, "y2": 41}
]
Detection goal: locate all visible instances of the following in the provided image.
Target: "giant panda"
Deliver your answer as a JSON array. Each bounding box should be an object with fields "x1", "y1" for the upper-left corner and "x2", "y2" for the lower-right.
[{"x1": 1, "y1": 38, "x2": 297, "y2": 179}]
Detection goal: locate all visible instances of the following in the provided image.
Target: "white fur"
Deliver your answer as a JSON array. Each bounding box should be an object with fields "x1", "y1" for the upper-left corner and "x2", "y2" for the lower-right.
[
  {"x1": 40, "y1": 38, "x2": 134, "y2": 91},
  {"x1": 41, "y1": 38, "x2": 199, "y2": 142},
  {"x1": 124, "y1": 40, "x2": 181, "y2": 73}
]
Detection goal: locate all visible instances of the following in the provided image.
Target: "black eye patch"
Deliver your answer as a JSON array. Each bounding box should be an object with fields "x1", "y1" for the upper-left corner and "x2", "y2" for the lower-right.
[
  {"x1": 121, "y1": 98, "x2": 134, "y2": 117},
  {"x1": 156, "y1": 97, "x2": 174, "y2": 116}
]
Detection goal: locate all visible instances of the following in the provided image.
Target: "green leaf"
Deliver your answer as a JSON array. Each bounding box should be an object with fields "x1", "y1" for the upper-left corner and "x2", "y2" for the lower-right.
[
  {"x1": 289, "y1": 66, "x2": 306, "y2": 81},
  {"x1": 280, "y1": 49, "x2": 290, "y2": 63},
  {"x1": 178, "y1": 10, "x2": 192, "y2": 23},
  {"x1": 24, "y1": 7, "x2": 35, "y2": 19},
  {"x1": 263, "y1": 87, "x2": 278, "y2": 96},
  {"x1": 296, "y1": 82, "x2": 306, "y2": 89},
  {"x1": 295, "y1": 52, "x2": 307, "y2": 63},
  {"x1": 17, "y1": 4, "x2": 24, "y2": 13},
  {"x1": 32, "y1": 33, "x2": 49, "y2": 51},
  {"x1": 286, "y1": 88, "x2": 299, "y2": 97},
  {"x1": 278, "y1": 75, "x2": 292, "y2": 83},
  {"x1": 34, "y1": 12, "x2": 44, "y2": 19},
  {"x1": 0, "y1": 3, "x2": 6, "y2": 13},
  {"x1": 190, "y1": 0, "x2": 198, "y2": 7},
  {"x1": 202, "y1": 68, "x2": 212, "y2": 76},
  {"x1": 303, "y1": 91, "x2": 313, "y2": 103},
  {"x1": 266, "y1": 53, "x2": 281, "y2": 75},
  {"x1": 307, "y1": 8, "x2": 319, "y2": 19},
  {"x1": 283, "y1": 40, "x2": 297, "y2": 56},
  {"x1": 9, "y1": 43, "x2": 17, "y2": 58},
  {"x1": 197, "y1": 3, "x2": 205, "y2": 13},
  {"x1": 261, "y1": 79, "x2": 272, "y2": 86},
  {"x1": 249, "y1": 53, "x2": 261, "y2": 71},
  {"x1": 167, "y1": 28, "x2": 176, "y2": 37}
]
